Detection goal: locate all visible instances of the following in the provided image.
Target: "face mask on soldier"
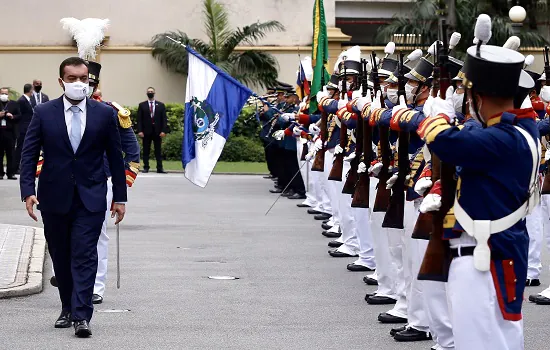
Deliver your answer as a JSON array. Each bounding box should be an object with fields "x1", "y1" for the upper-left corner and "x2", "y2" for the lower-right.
[
  {"x1": 452, "y1": 92, "x2": 464, "y2": 113},
  {"x1": 405, "y1": 83, "x2": 417, "y2": 103},
  {"x1": 387, "y1": 88, "x2": 399, "y2": 104}
]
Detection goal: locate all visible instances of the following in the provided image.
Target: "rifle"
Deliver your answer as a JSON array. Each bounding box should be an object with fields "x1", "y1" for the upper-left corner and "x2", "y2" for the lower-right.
[
  {"x1": 541, "y1": 45, "x2": 550, "y2": 194},
  {"x1": 311, "y1": 69, "x2": 328, "y2": 172},
  {"x1": 351, "y1": 58, "x2": 373, "y2": 207},
  {"x1": 372, "y1": 51, "x2": 392, "y2": 212},
  {"x1": 343, "y1": 58, "x2": 368, "y2": 194},
  {"x1": 382, "y1": 51, "x2": 410, "y2": 229},
  {"x1": 328, "y1": 58, "x2": 349, "y2": 181},
  {"x1": 417, "y1": 18, "x2": 455, "y2": 282}
]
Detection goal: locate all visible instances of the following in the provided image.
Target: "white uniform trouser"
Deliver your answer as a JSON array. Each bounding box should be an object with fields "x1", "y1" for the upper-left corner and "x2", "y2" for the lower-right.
[
  {"x1": 424, "y1": 281, "x2": 454, "y2": 349},
  {"x1": 448, "y1": 255, "x2": 523, "y2": 350},
  {"x1": 335, "y1": 161, "x2": 359, "y2": 256},
  {"x1": 386, "y1": 200, "x2": 416, "y2": 319},
  {"x1": 94, "y1": 179, "x2": 114, "y2": 296},
  {"x1": 310, "y1": 170, "x2": 326, "y2": 213},
  {"x1": 527, "y1": 194, "x2": 550, "y2": 279},
  {"x1": 370, "y1": 179, "x2": 397, "y2": 298},
  {"x1": 352, "y1": 206, "x2": 376, "y2": 268},
  {"x1": 323, "y1": 149, "x2": 340, "y2": 224},
  {"x1": 297, "y1": 139, "x2": 317, "y2": 208}
]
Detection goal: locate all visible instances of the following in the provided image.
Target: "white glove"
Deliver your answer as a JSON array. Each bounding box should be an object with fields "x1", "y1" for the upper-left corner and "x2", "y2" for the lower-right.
[
  {"x1": 423, "y1": 95, "x2": 434, "y2": 118},
  {"x1": 371, "y1": 91, "x2": 382, "y2": 110},
  {"x1": 351, "y1": 87, "x2": 362, "y2": 100},
  {"x1": 414, "y1": 177, "x2": 433, "y2": 196},
  {"x1": 299, "y1": 101, "x2": 307, "y2": 109},
  {"x1": 305, "y1": 151, "x2": 315, "y2": 161},
  {"x1": 272, "y1": 130, "x2": 285, "y2": 140},
  {"x1": 334, "y1": 145, "x2": 344, "y2": 155},
  {"x1": 292, "y1": 126, "x2": 302, "y2": 136},
  {"x1": 338, "y1": 99, "x2": 348, "y2": 110},
  {"x1": 541, "y1": 86, "x2": 550, "y2": 103},
  {"x1": 316, "y1": 87, "x2": 329, "y2": 102},
  {"x1": 357, "y1": 162, "x2": 367, "y2": 174},
  {"x1": 368, "y1": 162, "x2": 383, "y2": 176},
  {"x1": 445, "y1": 86, "x2": 454, "y2": 100},
  {"x1": 391, "y1": 95, "x2": 408, "y2": 116},
  {"x1": 546, "y1": 148, "x2": 550, "y2": 161},
  {"x1": 313, "y1": 138, "x2": 323, "y2": 152},
  {"x1": 386, "y1": 172, "x2": 399, "y2": 189},
  {"x1": 281, "y1": 112, "x2": 296, "y2": 122},
  {"x1": 309, "y1": 124, "x2": 320, "y2": 135},
  {"x1": 420, "y1": 193, "x2": 442, "y2": 213},
  {"x1": 430, "y1": 97, "x2": 456, "y2": 123},
  {"x1": 344, "y1": 152, "x2": 356, "y2": 162},
  {"x1": 356, "y1": 97, "x2": 370, "y2": 113}
]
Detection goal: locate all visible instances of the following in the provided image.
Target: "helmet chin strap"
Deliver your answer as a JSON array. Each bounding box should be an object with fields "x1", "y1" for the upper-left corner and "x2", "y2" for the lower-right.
[{"x1": 470, "y1": 88, "x2": 485, "y2": 125}]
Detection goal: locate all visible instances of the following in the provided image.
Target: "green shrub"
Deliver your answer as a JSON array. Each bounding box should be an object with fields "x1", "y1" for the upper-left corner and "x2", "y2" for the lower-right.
[
  {"x1": 220, "y1": 136, "x2": 264, "y2": 162},
  {"x1": 162, "y1": 131, "x2": 183, "y2": 161}
]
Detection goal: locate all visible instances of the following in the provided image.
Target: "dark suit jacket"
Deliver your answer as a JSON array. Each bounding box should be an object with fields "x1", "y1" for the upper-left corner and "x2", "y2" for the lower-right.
[
  {"x1": 0, "y1": 100, "x2": 21, "y2": 136},
  {"x1": 20, "y1": 96, "x2": 127, "y2": 214},
  {"x1": 30, "y1": 92, "x2": 49, "y2": 108},
  {"x1": 17, "y1": 96, "x2": 34, "y2": 136},
  {"x1": 136, "y1": 100, "x2": 168, "y2": 136}
]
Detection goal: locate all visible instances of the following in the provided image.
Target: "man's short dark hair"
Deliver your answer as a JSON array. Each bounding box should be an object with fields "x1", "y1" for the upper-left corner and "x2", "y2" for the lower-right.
[
  {"x1": 0, "y1": 87, "x2": 9, "y2": 93},
  {"x1": 59, "y1": 57, "x2": 88, "y2": 78},
  {"x1": 23, "y1": 84, "x2": 33, "y2": 94}
]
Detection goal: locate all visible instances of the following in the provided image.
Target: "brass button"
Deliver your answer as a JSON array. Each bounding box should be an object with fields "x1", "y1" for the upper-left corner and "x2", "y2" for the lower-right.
[
  {"x1": 514, "y1": 279, "x2": 517, "y2": 283},
  {"x1": 509, "y1": 261, "x2": 513, "y2": 266},
  {"x1": 513, "y1": 297, "x2": 517, "y2": 301}
]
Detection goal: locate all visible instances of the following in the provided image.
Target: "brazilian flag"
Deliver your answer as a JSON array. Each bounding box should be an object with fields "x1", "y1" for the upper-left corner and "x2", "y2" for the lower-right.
[{"x1": 309, "y1": 0, "x2": 330, "y2": 113}]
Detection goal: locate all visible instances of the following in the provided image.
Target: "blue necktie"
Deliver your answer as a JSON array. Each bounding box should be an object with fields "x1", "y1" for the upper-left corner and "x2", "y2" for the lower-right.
[{"x1": 69, "y1": 105, "x2": 82, "y2": 152}]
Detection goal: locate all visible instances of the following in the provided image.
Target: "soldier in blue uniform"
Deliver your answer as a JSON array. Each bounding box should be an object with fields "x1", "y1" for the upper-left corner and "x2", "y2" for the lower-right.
[{"x1": 418, "y1": 21, "x2": 539, "y2": 348}]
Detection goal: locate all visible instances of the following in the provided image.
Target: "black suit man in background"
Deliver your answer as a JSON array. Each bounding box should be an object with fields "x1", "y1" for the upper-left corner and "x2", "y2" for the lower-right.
[
  {"x1": 0, "y1": 87, "x2": 21, "y2": 179},
  {"x1": 15, "y1": 84, "x2": 34, "y2": 173},
  {"x1": 136, "y1": 87, "x2": 168, "y2": 173},
  {"x1": 30, "y1": 79, "x2": 49, "y2": 108}
]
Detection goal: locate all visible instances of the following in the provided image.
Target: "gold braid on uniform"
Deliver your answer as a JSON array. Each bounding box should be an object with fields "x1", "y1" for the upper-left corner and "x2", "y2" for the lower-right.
[
  {"x1": 406, "y1": 151, "x2": 424, "y2": 188},
  {"x1": 326, "y1": 114, "x2": 337, "y2": 142},
  {"x1": 109, "y1": 101, "x2": 133, "y2": 129}
]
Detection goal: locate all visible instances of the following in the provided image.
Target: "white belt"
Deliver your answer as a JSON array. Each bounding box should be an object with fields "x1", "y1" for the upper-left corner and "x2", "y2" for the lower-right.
[
  {"x1": 335, "y1": 116, "x2": 341, "y2": 128},
  {"x1": 454, "y1": 125, "x2": 540, "y2": 272}
]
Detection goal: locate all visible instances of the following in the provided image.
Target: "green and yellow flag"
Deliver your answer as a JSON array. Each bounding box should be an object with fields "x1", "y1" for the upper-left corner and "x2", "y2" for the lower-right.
[{"x1": 309, "y1": 0, "x2": 330, "y2": 113}]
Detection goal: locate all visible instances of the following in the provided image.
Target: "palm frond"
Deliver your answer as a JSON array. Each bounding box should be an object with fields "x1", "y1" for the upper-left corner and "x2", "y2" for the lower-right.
[
  {"x1": 221, "y1": 21, "x2": 285, "y2": 60},
  {"x1": 202, "y1": 0, "x2": 231, "y2": 63},
  {"x1": 150, "y1": 31, "x2": 212, "y2": 75},
  {"x1": 229, "y1": 51, "x2": 279, "y2": 89}
]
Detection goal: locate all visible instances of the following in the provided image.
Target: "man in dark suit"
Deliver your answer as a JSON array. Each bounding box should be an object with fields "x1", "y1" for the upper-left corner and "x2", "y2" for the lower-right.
[
  {"x1": 20, "y1": 57, "x2": 127, "y2": 338},
  {"x1": 14, "y1": 84, "x2": 34, "y2": 173},
  {"x1": 0, "y1": 87, "x2": 21, "y2": 179},
  {"x1": 136, "y1": 87, "x2": 168, "y2": 173},
  {"x1": 30, "y1": 79, "x2": 49, "y2": 108}
]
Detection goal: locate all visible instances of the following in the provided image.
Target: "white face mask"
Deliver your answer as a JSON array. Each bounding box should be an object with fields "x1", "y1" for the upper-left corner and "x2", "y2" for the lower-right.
[
  {"x1": 338, "y1": 80, "x2": 352, "y2": 92},
  {"x1": 452, "y1": 92, "x2": 464, "y2": 113},
  {"x1": 405, "y1": 83, "x2": 417, "y2": 103},
  {"x1": 387, "y1": 88, "x2": 399, "y2": 104},
  {"x1": 62, "y1": 81, "x2": 89, "y2": 101},
  {"x1": 0, "y1": 94, "x2": 8, "y2": 102}
]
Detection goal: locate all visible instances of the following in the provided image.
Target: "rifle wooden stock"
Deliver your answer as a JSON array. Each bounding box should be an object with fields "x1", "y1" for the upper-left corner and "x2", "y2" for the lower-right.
[
  {"x1": 329, "y1": 123, "x2": 348, "y2": 181},
  {"x1": 343, "y1": 120, "x2": 362, "y2": 194},
  {"x1": 412, "y1": 212, "x2": 432, "y2": 240},
  {"x1": 352, "y1": 119, "x2": 373, "y2": 208},
  {"x1": 311, "y1": 111, "x2": 328, "y2": 172},
  {"x1": 382, "y1": 131, "x2": 410, "y2": 229},
  {"x1": 300, "y1": 142, "x2": 308, "y2": 161},
  {"x1": 373, "y1": 125, "x2": 392, "y2": 212}
]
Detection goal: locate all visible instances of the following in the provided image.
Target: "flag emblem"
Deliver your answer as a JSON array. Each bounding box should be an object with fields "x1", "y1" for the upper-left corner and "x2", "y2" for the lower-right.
[{"x1": 190, "y1": 96, "x2": 220, "y2": 147}]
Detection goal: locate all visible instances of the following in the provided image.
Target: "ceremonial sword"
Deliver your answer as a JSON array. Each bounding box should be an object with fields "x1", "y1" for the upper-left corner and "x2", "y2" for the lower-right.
[{"x1": 116, "y1": 216, "x2": 121, "y2": 289}]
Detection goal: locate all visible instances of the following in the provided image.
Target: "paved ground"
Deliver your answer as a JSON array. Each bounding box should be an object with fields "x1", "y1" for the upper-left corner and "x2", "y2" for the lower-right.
[{"x1": 0, "y1": 173, "x2": 549, "y2": 349}]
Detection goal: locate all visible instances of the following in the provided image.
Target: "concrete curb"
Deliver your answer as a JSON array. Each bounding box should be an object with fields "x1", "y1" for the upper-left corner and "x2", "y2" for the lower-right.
[{"x1": 0, "y1": 226, "x2": 46, "y2": 299}]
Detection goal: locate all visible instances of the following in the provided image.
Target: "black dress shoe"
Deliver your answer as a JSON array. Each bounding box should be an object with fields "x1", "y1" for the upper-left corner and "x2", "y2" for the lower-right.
[
  {"x1": 526, "y1": 279, "x2": 541, "y2": 287},
  {"x1": 321, "y1": 223, "x2": 333, "y2": 230},
  {"x1": 347, "y1": 263, "x2": 374, "y2": 272},
  {"x1": 307, "y1": 209, "x2": 322, "y2": 215},
  {"x1": 74, "y1": 320, "x2": 92, "y2": 338},
  {"x1": 281, "y1": 190, "x2": 295, "y2": 197},
  {"x1": 390, "y1": 325, "x2": 406, "y2": 337},
  {"x1": 367, "y1": 295, "x2": 397, "y2": 305},
  {"x1": 142, "y1": 169, "x2": 149, "y2": 173},
  {"x1": 394, "y1": 327, "x2": 432, "y2": 342},
  {"x1": 50, "y1": 276, "x2": 58, "y2": 287},
  {"x1": 365, "y1": 292, "x2": 376, "y2": 299},
  {"x1": 529, "y1": 294, "x2": 538, "y2": 302},
  {"x1": 270, "y1": 188, "x2": 283, "y2": 194},
  {"x1": 314, "y1": 213, "x2": 331, "y2": 220},
  {"x1": 328, "y1": 240, "x2": 343, "y2": 248},
  {"x1": 288, "y1": 193, "x2": 306, "y2": 200},
  {"x1": 54, "y1": 310, "x2": 72, "y2": 328},
  {"x1": 322, "y1": 230, "x2": 341, "y2": 238},
  {"x1": 92, "y1": 294, "x2": 103, "y2": 304},
  {"x1": 363, "y1": 276, "x2": 378, "y2": 286},
  {"x1": 328, "y1": 249, "x2": 358, "y2": 258},
  {"x1": 7, "y1": 175, "x2": 17, "y2": 180},
  {"x1": 157, "y1": 169, "x2": 167, "y2": 174},
  {"x1": 532, "y1": 295, "x2": 550, "y2": 305},
  {"x1": 296, "y1": 203, "x2": 310, "y2": 208},
  {"x1": 378, "y1": 312, "x2": 408, "y2": 324}
]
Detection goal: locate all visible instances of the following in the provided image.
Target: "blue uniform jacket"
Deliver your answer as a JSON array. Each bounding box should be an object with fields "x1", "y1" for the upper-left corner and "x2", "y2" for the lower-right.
[
  {"x1": 421, "y1": 109, "x2": 539, "y2": 321},
  {"x1": 277, "y1": 104, "x2": 299, "y2": 151}
]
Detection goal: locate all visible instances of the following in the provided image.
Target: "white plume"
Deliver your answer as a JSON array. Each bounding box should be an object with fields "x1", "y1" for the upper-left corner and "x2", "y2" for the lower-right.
[
  {"x1": 503, "y1": 36, "x2": 521, "y2": 51},
  {"x1": 474, "y1": 14, "x2": 492, "y2": 44},
  {"x1": 385, "y1": 42, "x2": 396, "y2": 56},
  {"x1": 60, "y1": 17, "x2": 110, "y2": 60},
  {"x1": 406, "y1": 49, "x2": 423, "y2": 63},
  {"x1": 449, "y1": 32, "x2": 461, "y2": 49},
  {"x1": 524, "y1": 54, "x2": 535, "y2": 68},
  {"x1": 427, "y1": 41, "x2": 440, "y2": 56}
]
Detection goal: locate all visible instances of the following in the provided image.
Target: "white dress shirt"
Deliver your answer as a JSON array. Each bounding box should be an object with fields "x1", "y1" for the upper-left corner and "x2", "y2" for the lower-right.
[
  {"x1": 34, "y1": 92, "x2": 42, "y2": 104},
  {"x1": 24, "y1": 94, "x2": 31, "y2": 103},
  {"x1": 63, "y1": 96, "x2": 86, "y2": 138}
]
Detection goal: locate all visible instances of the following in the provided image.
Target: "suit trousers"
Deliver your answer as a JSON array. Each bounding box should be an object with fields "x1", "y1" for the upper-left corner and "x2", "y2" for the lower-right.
[
  {"x1": 14, "y1": 132, "x2": 26, "y2": 172},
  {"x1": 282, "y1": 148, "x2": 305, "y2": 195},
  {"x1": 143, "y1": 133, "x2": 163, "y2": 171},
  {"x1": 42, "y1": 188, "x2": 105, "y2": 322},
  {"x1": 263, "y1": 139, "x2": 277, "y2": 177},
  {"x1": 0, "y1": 130, "x2": 16, "y2": 176}
]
